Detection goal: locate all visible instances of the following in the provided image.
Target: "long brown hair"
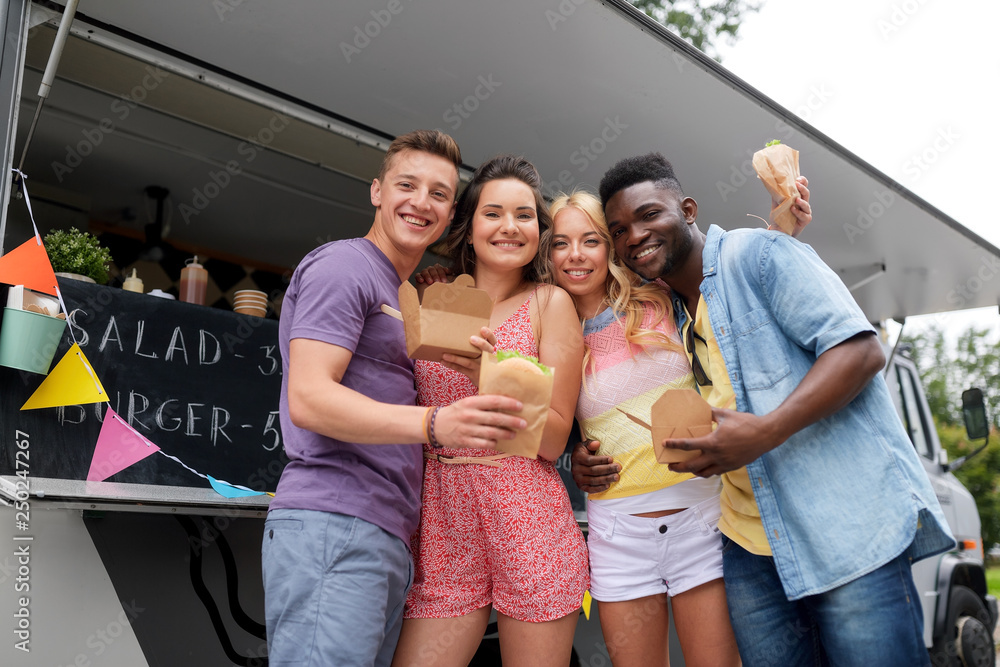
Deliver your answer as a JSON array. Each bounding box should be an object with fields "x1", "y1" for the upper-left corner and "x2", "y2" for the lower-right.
[{"x1": 443, "y1": 154, "x2": 551, "y2": 283}]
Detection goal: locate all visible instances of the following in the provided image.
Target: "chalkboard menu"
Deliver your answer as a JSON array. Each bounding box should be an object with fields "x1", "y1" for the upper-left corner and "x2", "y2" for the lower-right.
[{"x1": 0, "y1": 278, "x2": 285, "y2": 494}]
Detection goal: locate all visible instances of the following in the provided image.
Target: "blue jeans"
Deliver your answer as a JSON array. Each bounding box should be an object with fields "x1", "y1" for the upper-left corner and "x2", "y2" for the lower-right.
[
  {"x1": 722, "y1": 536, "x2": 929, "y2": 667},
  {"x1": 262, "y1": 509, "x2": 413, "y2": 667}
]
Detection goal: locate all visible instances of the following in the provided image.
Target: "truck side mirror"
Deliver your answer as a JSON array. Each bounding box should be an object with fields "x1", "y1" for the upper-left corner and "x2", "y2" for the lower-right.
[
  {"x1": 962, "y1": 388, "x2": 989, "y2": 441},
  {"x1": 945, "y1": 388, "x2": 990, "y2": 472}
]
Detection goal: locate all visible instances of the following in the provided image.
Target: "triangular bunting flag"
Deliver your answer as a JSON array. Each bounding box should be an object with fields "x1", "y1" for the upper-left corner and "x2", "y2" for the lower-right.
[
  {"x1": 88, "y1": 407, "x2": 160, "y2": 481},
  {"x1": 208, "y1": 476, "x2": 266, "y2": 499},
  {"x1": 0, "y1": 236, "x2": 59, "y2": 295},
  {"x1": 21, "y1": 343, "x2": 108, "y2": 410}
]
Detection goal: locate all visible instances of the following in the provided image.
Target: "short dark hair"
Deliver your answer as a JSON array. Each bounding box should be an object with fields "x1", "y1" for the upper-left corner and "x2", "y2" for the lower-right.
[
  {"x1": 444, "y1": 154, "x2": 551, "y2": 283},
  {"x1": 599, "y1": 153, "x2": 684, "y2": 208},
  {"x1": 377, "y1": 129, "x2": 462, "y2": 182}
]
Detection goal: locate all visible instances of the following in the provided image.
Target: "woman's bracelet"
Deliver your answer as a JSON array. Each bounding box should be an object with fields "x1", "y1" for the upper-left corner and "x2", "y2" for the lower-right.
[
  {"x1": 428, "y1": 406, "x2": 442, "y2": 449},
  {"x1": 422, "y1": 406, "x2": 434, "y2": 443}
]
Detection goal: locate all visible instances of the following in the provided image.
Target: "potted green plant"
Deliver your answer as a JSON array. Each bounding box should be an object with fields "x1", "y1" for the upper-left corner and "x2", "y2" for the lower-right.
[{"x1": 43, "y1": 227, "x2": 114, "y2": 284}]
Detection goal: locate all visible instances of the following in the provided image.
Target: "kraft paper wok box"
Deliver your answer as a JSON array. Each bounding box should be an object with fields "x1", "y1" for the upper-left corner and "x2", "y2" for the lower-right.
[
  {"x1": 478, "y1": 351, "x2": 553, "y2": 459},
  {"x1": 618, "y1": 388, "x2": 712, "y2": 464},
  {"x1": 398, "y1": 274, "x2": 492, "y2": 362}
]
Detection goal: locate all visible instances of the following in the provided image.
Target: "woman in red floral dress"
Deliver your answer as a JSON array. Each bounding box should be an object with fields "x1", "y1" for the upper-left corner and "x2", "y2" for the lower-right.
[{"x1": 392, "y1": 155, "x2": 588, "y2": 667}]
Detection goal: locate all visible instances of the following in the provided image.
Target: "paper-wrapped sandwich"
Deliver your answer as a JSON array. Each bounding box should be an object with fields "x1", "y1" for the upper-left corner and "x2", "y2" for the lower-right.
[
  {"x1": 478, "y1": 350, "x2": 554, "y2": 459},
  {"x1": 752, "y1": 140, "x2": 801, "y2": 235}
]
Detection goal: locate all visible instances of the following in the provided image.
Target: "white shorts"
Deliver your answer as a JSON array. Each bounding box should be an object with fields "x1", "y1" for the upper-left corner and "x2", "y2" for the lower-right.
[{"x1": 586, "y1": 495, "x2": 724, "y2": 602}]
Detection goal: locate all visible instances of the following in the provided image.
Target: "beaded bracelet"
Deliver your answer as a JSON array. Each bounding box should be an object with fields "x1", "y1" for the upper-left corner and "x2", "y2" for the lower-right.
[
  {"x1": 428, "y1": 406, "x2": 442, "y2": 449},
  {"x1": 422, "y1": 406, "x2": 434, "y2": 443}
]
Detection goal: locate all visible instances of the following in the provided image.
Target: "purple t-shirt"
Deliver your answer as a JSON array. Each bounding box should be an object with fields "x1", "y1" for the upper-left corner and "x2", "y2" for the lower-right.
[{"x1": 270, "y1": 238, "x2": 422, "y2": 543}]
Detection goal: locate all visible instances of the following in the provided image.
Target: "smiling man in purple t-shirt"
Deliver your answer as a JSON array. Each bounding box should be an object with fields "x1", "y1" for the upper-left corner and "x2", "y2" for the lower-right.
[{"x1": 262, "y1": 130, "x2": 526, "y2": 667}]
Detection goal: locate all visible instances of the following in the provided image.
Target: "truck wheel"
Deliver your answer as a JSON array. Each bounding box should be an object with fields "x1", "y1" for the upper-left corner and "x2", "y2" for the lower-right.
[{"x1": 930, "y1": 585, "x2": 995, "y2": 667}]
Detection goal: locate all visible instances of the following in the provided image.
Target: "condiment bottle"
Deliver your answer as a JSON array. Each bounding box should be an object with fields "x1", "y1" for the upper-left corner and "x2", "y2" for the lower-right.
[
  {"x1": 179, "y1": 256, "x2": 208, "y2": 305},
  {"x1": 123, "y1": 268, "x2": 144, "y2": 293}
]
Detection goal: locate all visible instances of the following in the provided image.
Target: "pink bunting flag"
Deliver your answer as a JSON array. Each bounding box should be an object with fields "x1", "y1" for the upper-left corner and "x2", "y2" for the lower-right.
[{"x1": 88, "y1": 407, "x2": 160, "y2": 482}]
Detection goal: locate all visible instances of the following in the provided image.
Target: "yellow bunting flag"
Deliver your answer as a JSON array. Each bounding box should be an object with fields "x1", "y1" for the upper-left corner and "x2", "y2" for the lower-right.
[
  {"x1": 0, "y1": 237, "x2": 59, "y2": 295},
  {"x1": 582, "y1": 590, "x2": 592, "y2": 620},
  {"x1": 21, "y1": 343, "x2": 108, "y2": 410}
]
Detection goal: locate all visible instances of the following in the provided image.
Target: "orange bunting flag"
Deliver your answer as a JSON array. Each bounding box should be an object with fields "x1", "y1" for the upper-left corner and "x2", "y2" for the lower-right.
[
  {"x1": 88, "y1": 407, "x2": 160, "y2": 482},
  {"x1": 21, "y1": 343, "x2": 108, "y2": 410},
  {"x1": 0, "y1": 236, "x2": 59, "y2": 295}
]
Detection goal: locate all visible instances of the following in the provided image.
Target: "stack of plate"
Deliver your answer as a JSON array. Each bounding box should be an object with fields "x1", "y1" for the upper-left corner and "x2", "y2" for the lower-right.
[{"x1": 233, "y1": 289, "x2": 268, "y2": 317}]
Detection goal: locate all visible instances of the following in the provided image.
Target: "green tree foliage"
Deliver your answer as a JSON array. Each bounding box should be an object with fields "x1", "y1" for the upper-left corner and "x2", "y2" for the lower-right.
[
  {"x1": 903, "y1": 325, "x2": 1000, "y2": 427},
  {"x1": 954, "y1": 327, "x2": 1000, "y2": 427},
  {"x1": 628, "y1": 0, "x2": 762, "y2": 60},
  {"x1": 902, "y1": 325, "x2": 1000, "y2": 551}
]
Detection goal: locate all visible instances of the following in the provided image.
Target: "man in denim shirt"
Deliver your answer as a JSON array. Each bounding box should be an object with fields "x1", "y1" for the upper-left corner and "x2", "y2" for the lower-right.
[{"x1": 595, "y1": 153, "x2": 954, "y2": 665}]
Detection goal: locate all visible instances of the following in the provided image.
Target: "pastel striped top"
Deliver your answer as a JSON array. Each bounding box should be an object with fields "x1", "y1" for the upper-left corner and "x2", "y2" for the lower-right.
[{"x1": 579, "y1": 304, "x2": 720, "y2": 510}]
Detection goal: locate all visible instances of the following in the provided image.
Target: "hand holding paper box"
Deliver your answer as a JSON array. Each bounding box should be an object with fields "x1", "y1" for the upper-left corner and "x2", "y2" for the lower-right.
[
  {"x1": 618, "y1": 388, "x2": 713, "y2": 464},
  {"x1": 478, "y1": 351, "x2": 553, "y2": 459},
  {"x1": 398, "y1": 274, "x2": 492, "y2": 362},
  {"x1": 752, "y1": 141, "x2": 801, "y2": 235}
]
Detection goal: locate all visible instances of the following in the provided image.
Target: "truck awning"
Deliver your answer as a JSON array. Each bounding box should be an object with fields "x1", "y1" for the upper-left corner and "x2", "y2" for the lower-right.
[{"x1": 20, "y1": 0, "x2": 1000, "y2": 321}]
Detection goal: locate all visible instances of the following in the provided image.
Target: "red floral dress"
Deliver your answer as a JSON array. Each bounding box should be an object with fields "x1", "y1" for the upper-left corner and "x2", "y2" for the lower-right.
[{"x1": 404, "y1": 290, "x2": 590, "y2": 622}]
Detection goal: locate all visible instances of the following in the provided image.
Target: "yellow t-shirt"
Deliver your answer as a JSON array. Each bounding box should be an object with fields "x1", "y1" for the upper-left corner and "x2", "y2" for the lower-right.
[{"x1": 682, "y1": 297, "x2": 772, "y2": 556}]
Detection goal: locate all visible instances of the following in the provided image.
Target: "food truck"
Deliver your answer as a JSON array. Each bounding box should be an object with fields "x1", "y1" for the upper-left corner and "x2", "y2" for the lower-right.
[{"x1": 0, "y1": 1, "x2": 998, "y2": 664}]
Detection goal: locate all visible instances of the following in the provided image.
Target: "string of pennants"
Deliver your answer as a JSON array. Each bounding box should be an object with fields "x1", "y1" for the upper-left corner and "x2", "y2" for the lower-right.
[{"x1": 1, "y1": 170, "x2": 266, "y2": 499}]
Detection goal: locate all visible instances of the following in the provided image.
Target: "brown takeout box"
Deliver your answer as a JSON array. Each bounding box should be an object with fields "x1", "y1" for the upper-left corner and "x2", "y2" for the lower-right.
[
  {"x1": 752, "y1": 143, "x2": 801, "y2": 235},
  {"x1": 618, "y1": 388, "x2": 713, "y2": 464},
  {"x1": 478, "y1": 352, "x2": 554, "y2": 459},
  {"x1": 399, "y1": 274, "x2": 492, "y2": 362}
]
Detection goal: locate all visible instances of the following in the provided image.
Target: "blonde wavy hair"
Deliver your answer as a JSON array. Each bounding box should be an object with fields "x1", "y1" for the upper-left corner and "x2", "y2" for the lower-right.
[{"x1": 540, "y1": 190, "x2": 681, "y2": 363}]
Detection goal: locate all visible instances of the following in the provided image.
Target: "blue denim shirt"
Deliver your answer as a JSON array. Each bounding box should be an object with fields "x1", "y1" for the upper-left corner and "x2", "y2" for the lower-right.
[{"x1": 674, "y1": 225, "x2": 954, "y2": 599}]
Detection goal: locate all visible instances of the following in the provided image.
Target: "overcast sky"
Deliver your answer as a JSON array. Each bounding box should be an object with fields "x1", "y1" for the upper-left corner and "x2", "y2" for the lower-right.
[{"x1": 716, "y1": 0, "x2": 999, "y2": 342}]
